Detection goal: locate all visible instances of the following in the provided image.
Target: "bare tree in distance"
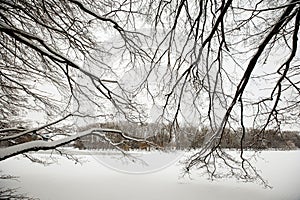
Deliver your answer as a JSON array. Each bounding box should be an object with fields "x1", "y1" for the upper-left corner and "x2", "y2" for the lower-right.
[{"x1": 0, "y1": 0, "x2": 299, "y2": 187}]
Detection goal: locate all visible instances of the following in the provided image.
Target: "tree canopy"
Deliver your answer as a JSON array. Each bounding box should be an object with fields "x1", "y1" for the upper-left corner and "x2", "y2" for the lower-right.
[{"x1": 0, "y1": 0, "x2": 299, "y2": 186}]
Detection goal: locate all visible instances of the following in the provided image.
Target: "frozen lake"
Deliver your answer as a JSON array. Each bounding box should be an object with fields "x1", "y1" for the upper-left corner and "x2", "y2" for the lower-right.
[{"x1": 1, "y1": 150, "x2": 300, "y2": 200}]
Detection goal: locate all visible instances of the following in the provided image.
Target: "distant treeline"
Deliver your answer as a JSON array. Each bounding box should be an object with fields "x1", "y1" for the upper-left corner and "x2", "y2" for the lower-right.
[
  {"x1": 190, "y1": 127, "x2": 300, "y2": 150},
  {"x1": 72, "y1": 122, "x2": 171, "y2": 150},
  {"x1": 1, "y1": 121, "x2": 299, "y2": 151},
  {"x1": 72, "y1": 122, "x2": 300, "y2": 151}
]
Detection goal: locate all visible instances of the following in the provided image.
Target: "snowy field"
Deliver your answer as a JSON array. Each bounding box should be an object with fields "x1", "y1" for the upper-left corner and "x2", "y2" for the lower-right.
[{"x1": 1, "y1": 150, "x2": 300, "y2": 200}]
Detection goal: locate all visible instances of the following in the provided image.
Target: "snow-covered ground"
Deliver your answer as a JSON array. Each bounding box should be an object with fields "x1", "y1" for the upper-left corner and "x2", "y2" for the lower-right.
[{"x1": 1, "y1": 150, "x2": 300, "y2": 200}]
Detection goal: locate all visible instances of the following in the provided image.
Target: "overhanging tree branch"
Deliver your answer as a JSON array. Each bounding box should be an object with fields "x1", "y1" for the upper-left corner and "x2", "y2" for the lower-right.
[
  {"x1": 0, "y1": 114, "x2": 73, "y2": 141},
  {"x1": 0, "y1": 128, "x2": 120, "y2": 161},
  {"x1": 219, "y1": 0, "x2": 299, "y2": 132}
]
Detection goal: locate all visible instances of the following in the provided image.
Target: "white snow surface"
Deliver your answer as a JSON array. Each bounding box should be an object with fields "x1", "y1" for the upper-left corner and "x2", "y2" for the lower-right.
[{"x1": 0, "y1": 150, "x2": 300, "y2": 200}]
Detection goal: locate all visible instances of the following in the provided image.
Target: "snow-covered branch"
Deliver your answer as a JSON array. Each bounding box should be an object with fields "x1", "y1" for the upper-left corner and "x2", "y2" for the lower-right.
[
  {"x1": 0, "y1": 128, "x2": 122, "y2": 161},
  {"x1": 0, "y1": 114, "x2": 72, "y2": 141}
]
